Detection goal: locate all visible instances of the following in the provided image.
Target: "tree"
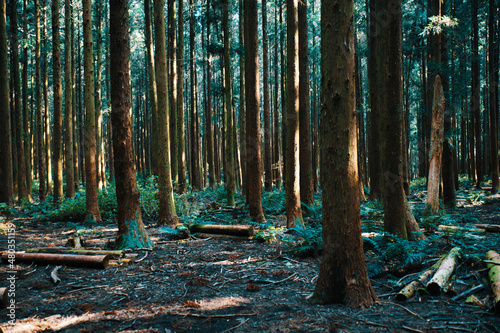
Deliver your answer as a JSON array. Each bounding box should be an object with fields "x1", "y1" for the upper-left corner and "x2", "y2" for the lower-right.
[
  {"x1": 245, "y1": 0, "x2": 265, "y2": 222},
  {"x1": 10, "y1": 0, "x2": 28, "y2": 203},
  {"x1": 22, "y1": 0, "x2": 31, "y2": 200},
  {"x1": 471, "y1": 0, "x2": 482, "y2": 187},
  {"x1": 285, "y1": 0, "x2": 303, "y2": 228},
  {"x1": 223, "y1": 0, "x2": 235, "y2": 205},
  {"x1": 83, "y1": 0, "x2": 101, "y2": 222},
  {"x1": 110, "y1": 0, "x2": 153, "y2": 249},
  {"x1": 0, "y1": 0, "x2": 13, "y2": 205},
  {"x1": 206, "y1": 0, "x2": 215, "y2": 188},
  {"x1": 177, "y1": 0, "x2": 187, "y2": 193},
  {"x1": 312, "y1": 0, "x2": 377, "y2": 308},
  {"x1": 298, "y1": 0, "x2": 313, "y2": 206},
  {"x1": 155, "y1": 0, "x2": 179, "y2": 227},
  {"x1": 262, "y1": 0, "x2": 272, "y2": 192},
  {"x1": 35, "y1": 0, "x2": 46, "y2": 202},
  {"x1": 168, "y1": 0, "x2": 178, "y2": 184},
  {"x1": 144, "y1": 0, "x2": 157, "y2": 175},
  {"x1": 52, "y1": 0, "x2": 63, "y2": 202},
  {"x1": 64, "y1": 0, "x2": 75, "y2": 198},
  {"x1": 488, "y1": 0, "x2": 499, "y2": 192}
]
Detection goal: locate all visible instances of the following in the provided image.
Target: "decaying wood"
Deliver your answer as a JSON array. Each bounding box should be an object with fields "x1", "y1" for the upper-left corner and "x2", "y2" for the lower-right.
[
  {"x1": 426, "y1": 247, "x2": 461, "y2": 295},
  {"x1": 425, "y1": 75, "x2": 445, "y2": 215},
  {"x1": 67, "y1": 237, "x2": 83, "y2": 248},
  {"x1": 0, "y1": 287, "x2": 7, "y2": 309},
  {"x1": 1, "y1": 252, "x2": 110, "y2": 269},
  {"x1": 50, "y1": 266, "x2": 61, "y2": 284},
  {"x1": 189, "y1": 224, "x2": 255, "y2": 237},
  {"x1": 451, "y1": 284, "x2": 484, "y2": 301},
  {"x1": 485, "y1": 250, "x2": 500, "y2": 314},
  {"x1": 25, "y1": 247, "x2": 124, "y2": 258},
  {"x1": 474, "y1": 224, "x2": 500, "y2": 233},
  {"x1": 396, "y1": 256, "x2": 445, "y2": 301}
]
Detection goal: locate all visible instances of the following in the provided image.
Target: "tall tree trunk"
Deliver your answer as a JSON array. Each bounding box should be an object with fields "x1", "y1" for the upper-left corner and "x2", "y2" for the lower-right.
[
  {"x1": 206, "y1": 0, "x2": 215, "y2": 188},
  {"x1": 155, "y1": 0, "x2": 179, "y2": 227},
  {"x1": 273, "y1": 2, "x2": 282, "y2": 189},
  {"x1": 64, "y1": 0, "x2": 75, "y2": 198},
  {"x1": 177, "y1": 0, "x2": 187, "y2": 193},
  {"x1": 168, "y1": 0, "x2": 178, "y2": 183},
  {"x1": 83, "y1": 0, "x2": 101, "y2": 222},
  {"x1": 0, "y1": 0, "x2": 13, "y2": 205},
  {"x1": 312, "y1": 0, "x2": 377, "y2": 308},
  {"x1": 298, "y1": 0, "x2": 313, "y2": 206},
  {"x1": 10, "y1": 0, "x2": 28, "y2": 203},
  {"x1": 223, "y1": 0, "x2": 235, "y2": 205},
  {"x1": 22, "y1": 0, "x2": 31, "y2": 200},
  {"x1": 52, "y1": 0, "x2": 63, "y2": 202},
  {"x1": 285, "y1": 0, "x2": 303, "y2": 228},
  {"x1": 189, "y1": 0, "x2": 201, "y2": 190},
  {"x1": 238, "y1": 0, "x2": 247, "y2": 195},
  {"x1": 367, "y1": 0, "x2": 381, "y2": 200},
  {"x1": 472, "y1": 0, "x2": 482, "y2": 187},
  {"x1": 489, "y1": 0, "x2": 499, "y2": 192},
  {"x1": 145, "y1": 0, "x2": 157, "y2": 176},
  {"x1": 262, "y1": 0, "x2": 273, "y2": 192},
  {"x1": 110, "y1": 0, "x2": 153, "y2": 249},
  {"x1": 245, "y1": 0, "x2": 264, "y2": 222},
  {"x1": 95, "y1": 1, "x2": 104, "y2": 190},
  {"x1": 35, "y1": 0, "x2": 46, "y2": 201}
]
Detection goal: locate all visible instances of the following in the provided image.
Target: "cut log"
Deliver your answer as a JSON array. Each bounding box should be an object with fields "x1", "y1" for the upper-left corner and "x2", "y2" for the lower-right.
[
  {"x1": 396, "y1": 256, "x2": 445, "y2": 301},
  {"x1": 475, "y1": 224, "x2": 500, "y2": 233},
  {"x1": 425, "y1": 75, "x2": 446, "y2": 215},
  {"x1": 1, "y1": 252, "x2": 110, "y2": 269},
  {"x1": 426, "y1": 247, "x2": 461, "y2": 295},
  {"x1": 485, "y1": 250, "x2": 500, "y2": 314},
  {"x1": 189, "y1": 224, "x2": 255, "y2": 237},
  {"x1": 66, "y1": 237, "x2": 83, "y2": 248},
  {"x1": 25, "y1": 247, "x2": 124, "y2": 258},
  {"x1": 194, "y1": 233, "x2": 253, "y2": 241},
  {"x1": 0, "y1": 287, "x2": 7, "y2": 309}
]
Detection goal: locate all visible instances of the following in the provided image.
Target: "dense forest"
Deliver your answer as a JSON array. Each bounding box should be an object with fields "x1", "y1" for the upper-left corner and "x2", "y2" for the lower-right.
[{"x1": 1, "y1": 0, "x2": 500, "y2": 331}]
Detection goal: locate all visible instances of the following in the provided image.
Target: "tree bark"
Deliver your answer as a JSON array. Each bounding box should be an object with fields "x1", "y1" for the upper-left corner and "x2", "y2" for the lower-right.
[
  {"x1": 0, "y1": 0, "x2": 13, "y2": 205},
  {"x1": 110, "y1": 0, "x2": 153, "y2": 249},
  {"x1": 489, "y1": 0, "x2": 499, "y2": 192},
  {"x1": 262, "y1": 0, "x2": 273, "y2": 192},
  {"x1": 472, "y1": 0, "x2": 482, "y2": 187},
  {"x1": 168, "y1": 0, "x2": 178, "y2": 184},
  {"x1": 1, "y1": 252, "x2": 110, "y2": 269},
  {"x1": 298, "y1": 0, "x2": 313, "y2": 206},
  {"x1": 238, "y1": 0, "x2": 247, "y2": 195},
  {"x1": 83, "y1": 0, "x2": 101, "y2": 222},
  {"x1": 155, "y1": 0, "x2": 179, "y2": 227},
  {"x1": 64, "y1": 0, "x2": 75, "y2": 198},
  {"x1": 52, "y1": 0, "x2": 63, "y2": 202},
  {"x1": 95, "y1": 1, "x2": 104, "y2": 190},
  {"x1": 425, "y1": 75, "x2": 445, "y2": 215},
  {"x1": 285, "y1": 0, "x2": 303, "y2": 228},
  {"x1": 177, "y1": 0, "x2": 187, "y2": 193},
  {"x1": 312, "y1": 0, "x2": 377, "y2": 308},
  {"x1": 35, "y1": 0, "x2": 46, "y2": 201},
  {"x1": 22, "y1": 0, "x2": 31, "y2": 200},
  {"x1": 206, "y1": 0, "x2": 215, "y2": 189},
  {"x1": 245, "y1": 0, "x2": 265, "y2": 222}
]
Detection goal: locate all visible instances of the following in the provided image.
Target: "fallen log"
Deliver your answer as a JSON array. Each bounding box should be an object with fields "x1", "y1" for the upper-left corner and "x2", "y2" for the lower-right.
[
  {"x1": 396, "y1": 256, "x2": 445, "y2": 301},
  {"x1": 0, "y1": 287, "x2": 7, "y2": 309},
  {"x1": 25, "y1": 247, "x2": 124, "y2": 258},
  {"x1": 426, "y1": 247, "x2": 461, "y2": 295},
  {"x1": 486, "y1": 250, "x2": 500, "y2": 314},
  {"x1": 1, "y1": 252, "x2": 110, "y2": 269},
  {"x1": 66, "y1": 237, "x2": 83, "y2": 248},
  {"x1": 189, "y1": 224, "x2": 255, "y2": 237},
  {"x1": 474, "y1": 224, "x2": 500, "y2": 233}
]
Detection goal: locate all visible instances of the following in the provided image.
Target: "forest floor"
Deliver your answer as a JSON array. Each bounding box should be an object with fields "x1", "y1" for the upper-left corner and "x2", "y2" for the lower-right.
[{"x1": 1, "y1": 182, "x2": 500, "y2": 332}]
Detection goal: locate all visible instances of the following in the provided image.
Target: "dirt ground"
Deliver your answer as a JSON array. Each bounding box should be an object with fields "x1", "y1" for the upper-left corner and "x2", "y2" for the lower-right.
[{"x1": 1, "y1": 188, "x2": 500, "y2": 333}]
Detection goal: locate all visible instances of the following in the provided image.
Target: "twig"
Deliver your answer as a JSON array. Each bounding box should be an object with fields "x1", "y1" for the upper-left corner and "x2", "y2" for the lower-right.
[
  {"x1": 135, "y1": 252, "x2": 149, "y2": 263},
  {"x1": 50, "y1": 266, "x2": 61, "y2": 284},
  {"x1": 444, "y1": 326, "x2": 476, "y2": 333},
  {"x1": 377, "y1": 292, "x2": 399, "y2": 298},
  {"x1": 360, "y1": 320, "x2": 387, "y2": 328},
  {"x1": 377, "y1": 301, "x2": 424, "y2": 320},
  {"x1": 402, "y1": 326, "x2": 424, "y2": 333},
  {"x1": 220, "y1": 318, "x2": 250, "y2": 333},
  {"x1": 68, "y1": 285, "x2": 109, "y2": 293},
  {"x1": 270, "y1": 272, "x2": 299, "y2": 285},
  {"x1": 119, "y1": 319, "x2": 136, "y2": 331},
  {"x1": 171, "y1": 312, "x2": 258, "y2": 319},
  {"x1": 451, "y1": 284, "x2": 484, "y2": 301}
]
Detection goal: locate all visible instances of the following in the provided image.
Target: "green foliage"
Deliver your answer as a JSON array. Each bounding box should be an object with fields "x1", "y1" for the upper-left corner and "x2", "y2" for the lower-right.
[
  {"x1": 288, "y1": 225, "x2": 323, "y2": 256},
  {"x1": 422, "y1": 15, "x2": 458, "y2": 36},
  {"x1": 255, "y1": 226, "x2": 286, "y2": 243},
  {"x1": 410, "y1": 177, "x2": 427, "y2": 190},
  {"x1": 360, "y1": 200, "x2": 384, "y2": 219},
  {"x1": 261, "y1": 189, "x2": 286, "y2": 215}
]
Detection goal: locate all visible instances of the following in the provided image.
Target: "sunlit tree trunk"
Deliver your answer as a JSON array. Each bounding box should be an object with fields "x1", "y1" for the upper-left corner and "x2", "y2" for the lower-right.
[
  {"x1": 10, "y1": 0, "x2": 28, "y2": 203},
  {"x1": 245, "y1": 0, "x2": 264, "y2": 222},
  {"x1": 110, "y1": 0, "x2": 153, "y2": 249},
  {"x1": 471, "y1": 0, "x2": 482, "y2": 187},
  {"x1": 285, "y1": 0, "x2": 303, "y2": 228},
  {"x1": 95, "y1": 0, "x2": 104, "y2": 190},
  {"x1": 238, "y1": 0, "x2": 247, "y2": 196},
  {"x1": 22, "y1": 0, "x2": 31, "y2": 199},
  {"x1": 312, "y1": 0, "x2": 377, "y2": 308},
  {"x1": 144, "y1": 0, "x2": 157, "y2": 176},
  {"x1": 64, "y1": 0, "x2": 75, "y2": 198},
  {"x1": 155, "y1": 0, "x2": 179, "y2": 227},
  {"x1": 205, "y1": 0, "x2": 215, "y2": 188},
  {"x1": 52, "y1": 0, "x2": 63, "y2": 202},
  {"x1": 35, "y1": 0, "x2": 46, "y2": 201},
  {"x1": 0, "y1": 0, "x2": 13, "y2": 205},
  {"x1": 262, "y1": 0, "x2": 272, "y2": 192},
  {"x1": 42, "y1": 6, "x2": 52, "y2": 196},
  {"x1": 177, "y1": 0, "x2": 187, "y2": 193},
  {"x1": 83, "y1": 0, "x2": 101, "y2": 222},
  {"x1": 223, "y1": 0, "x2": 235, "y2": 205},
  {"x1": 298, "y1": 0, "x2": 313, "y2": 206},
  {"x1": 168, "y1": 0, "x2": 178, "y2": 183}
]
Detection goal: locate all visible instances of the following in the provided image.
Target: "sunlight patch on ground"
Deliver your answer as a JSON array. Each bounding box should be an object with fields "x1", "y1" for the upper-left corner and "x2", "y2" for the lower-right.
[
  {"x1": 196, "y1": 296, "x2": 252, "y2": 311},
  {"x1": 0, "y1": 313, "x2": 99, "y2": 333}
]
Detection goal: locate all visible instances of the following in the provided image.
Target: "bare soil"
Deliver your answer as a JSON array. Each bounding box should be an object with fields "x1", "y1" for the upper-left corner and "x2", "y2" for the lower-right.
[{"x1": 1, "y1": 187, "x2": 500, "y2": 333}]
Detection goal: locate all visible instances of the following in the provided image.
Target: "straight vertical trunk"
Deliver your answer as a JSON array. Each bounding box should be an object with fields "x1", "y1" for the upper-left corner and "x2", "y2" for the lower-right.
[
  {"x1": 238, "y1": 0, "x2": 247, "y2": 195},
  {"x1": 168, "y1": 0, "x2": 178, "y2": 183},
  {"x1": 206, "y1": 0, "x2": 215, "y2": 188},
  {"x1": 245, "y1": 0, "x2": 265, "y2": 222},
  {"x1": 262, "y1": 0, "x2": 273, "y2": 192},
  {"x1": 64, "y1": 0, "x2": 75, "y2": 198},
  {"x1": 0, "y1": 0, "x2": 13, "y2": 205},
  {"x1": 95, "y1": 1, "x2": 104, "y2": 190},
  {"x1": 22, "y1": 0, "x2": 31, "y2": 200},
  {"x1": 110, "y1": 0, "x2": 153, "y2": 249},
  {"x1": 144, "y1": 0, "x2": 157, "y2": 176},
  {"x1": 35, "y1": 0, "x2": 46, "y2": 202},
  {"x1": 471, "y1": 0, "x2": 482, "y2": 186},
  {"x1": 489, "y1": 0, "x2": 499, "y2": 192},
  {"x1": 83, "y1": 0, "x2": 101, "y2": 222},
  {"x1": 298, "y1": 0, "x2": 313, "y2": 206},
  {"x1": 273, "y1": 3, "x2": 281, "y2": 189},
  {"x1": 177, "y1": 0, "x2": 187, "y2": 193},
  {"x1": 52, "y1": 0, "x2": 63, "y2": 202}
]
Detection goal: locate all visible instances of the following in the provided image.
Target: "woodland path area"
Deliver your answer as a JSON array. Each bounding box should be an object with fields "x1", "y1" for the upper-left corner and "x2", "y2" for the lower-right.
[{"x1": 1, "y1": 185, "x2": 500, "y2": 333}]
